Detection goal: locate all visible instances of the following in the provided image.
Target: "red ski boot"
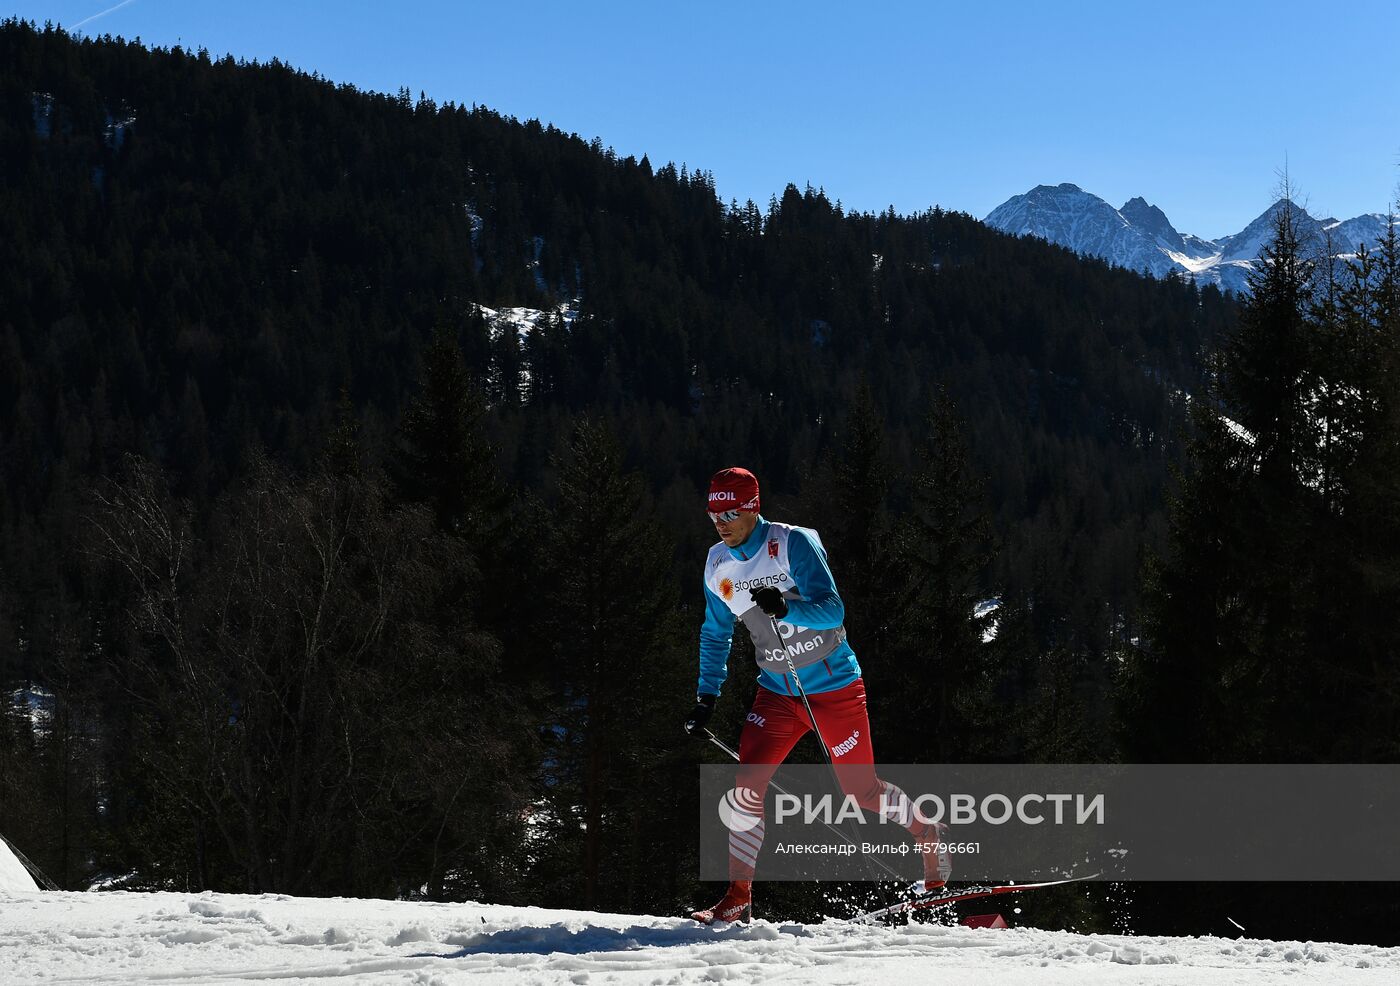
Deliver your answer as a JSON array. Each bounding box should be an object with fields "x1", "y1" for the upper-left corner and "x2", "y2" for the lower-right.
[
  {"x1": 691, "y1": 880, "x2": 752, "y2": 925},
  {"x1": 915, "y1": 820, "x2": 953, "y2": 892}
]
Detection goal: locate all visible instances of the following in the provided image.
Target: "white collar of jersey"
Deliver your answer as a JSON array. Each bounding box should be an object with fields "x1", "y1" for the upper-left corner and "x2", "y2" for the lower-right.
[{"x1": 727, "y1": 515, "x2": 770, "y2": 561}]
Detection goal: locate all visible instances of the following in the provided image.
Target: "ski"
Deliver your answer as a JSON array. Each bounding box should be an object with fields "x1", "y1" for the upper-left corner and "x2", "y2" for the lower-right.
[{"x1": 850, "y1": 872, "x2": 1100, "y2": 923}]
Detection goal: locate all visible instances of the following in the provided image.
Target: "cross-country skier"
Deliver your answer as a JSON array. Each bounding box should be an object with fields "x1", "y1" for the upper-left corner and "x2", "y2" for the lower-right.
[{"x1": 687, "y1": 466, "x2": 951, "y2": 924}]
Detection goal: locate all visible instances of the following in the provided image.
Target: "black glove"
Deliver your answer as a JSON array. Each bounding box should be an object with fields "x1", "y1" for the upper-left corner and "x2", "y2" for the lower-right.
[
  {"x1": 750, "y1": 585, "x2": 788, "y2": 619},
  {"x1": 684, "y1": 694, "x2": 717, "y2": 736}
]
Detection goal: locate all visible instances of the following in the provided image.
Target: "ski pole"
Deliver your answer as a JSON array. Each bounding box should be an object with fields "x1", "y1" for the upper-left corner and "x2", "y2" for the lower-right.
[
  {"x1": 703, "y1": 727, "x2": 906, "y2": 883},
  {"x1": 770, "y1": 615, "x2": 910, "y2": 882},
  {"x1": 771, "y1": 615, "x2": 835, "y2": 765}
]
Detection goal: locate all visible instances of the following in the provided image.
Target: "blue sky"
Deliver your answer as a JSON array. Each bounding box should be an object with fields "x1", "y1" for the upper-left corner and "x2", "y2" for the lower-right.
[{"x1": 9, "y1": 0, "x2": 1400, "y2": 237}]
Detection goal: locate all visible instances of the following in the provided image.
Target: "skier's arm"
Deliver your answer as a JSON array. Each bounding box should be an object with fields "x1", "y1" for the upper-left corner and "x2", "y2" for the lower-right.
[
  {"x1": 783, "y1": 529, "x2": 846, "y2": 630},
  {"x1": 697, "y1": 582, "x2": 734, "y2": 696}
]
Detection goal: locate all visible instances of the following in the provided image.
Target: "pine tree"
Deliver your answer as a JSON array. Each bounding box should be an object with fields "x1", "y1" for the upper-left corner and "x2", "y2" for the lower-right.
[
  {"x1": 800, "y1": 381, "x2": 894, "y2": 667},
  {"x1": 1326, "y1": 210, "x2": 1400, "y2": 758},
  {"x1": 392, "y1": 326, "x2": 504, "y2": 537},
  {"x1": 323, "y1": 386, "x2": 362, "y2": 479},
  {"x1": 531, "y1": 420, "x2": 688, "y2": 911},
  {"x1": 1137, "y1": 195, "x2": 1321, "y2": 759},
  {"x1": 1224, "y1": 196, "x2": 1318, "y2": 489},
  {"x1": 884, "y1": 390, "x2": 997, "y2": 761}
]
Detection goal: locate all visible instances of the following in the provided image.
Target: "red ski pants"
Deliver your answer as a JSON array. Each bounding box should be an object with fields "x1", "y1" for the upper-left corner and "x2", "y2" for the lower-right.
[{"x1": 727, "y1": 678, "x2": 919, "y2": 879}]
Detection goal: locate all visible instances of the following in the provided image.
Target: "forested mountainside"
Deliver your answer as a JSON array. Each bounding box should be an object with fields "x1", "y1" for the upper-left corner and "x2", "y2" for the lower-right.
[
  {"x1": 25, "y1": 19, "x2": 1400, "y2": 943},
  {"x1": 0, "y1": 22, "x2": 1227, "y2": 641}
]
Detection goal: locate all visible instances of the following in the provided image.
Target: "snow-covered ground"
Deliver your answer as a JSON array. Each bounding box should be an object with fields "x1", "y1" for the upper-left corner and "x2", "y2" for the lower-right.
[
  {"x1": 0, "y1": 839, "x2": 39, "y2": 893},
  {"x1": 1, "y1": 889, "x2": 1395, "y2": 984}
]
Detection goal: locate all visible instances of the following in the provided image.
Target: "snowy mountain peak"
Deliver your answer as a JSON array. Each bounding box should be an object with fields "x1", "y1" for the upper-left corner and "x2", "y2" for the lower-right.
[
  {"x1": 1321, "y1": 212, "x2": 1392, "y2": 255},
  {"x1": 985, "y1": 186, "x2": 1394, "y2": 295},
  {"x1": 1216, "y1": 199, "x2": 1318, "y2": 263},
  {"x1": 984, "y1": 184, "x2": 1177, "y2": 278},
  {"x1": 1119, "y1": 197, "x2": 1185, "y2": 253}
]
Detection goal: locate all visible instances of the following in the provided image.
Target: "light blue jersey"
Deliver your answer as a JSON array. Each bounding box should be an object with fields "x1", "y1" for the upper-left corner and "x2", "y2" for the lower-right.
[{"x1": 697, "y1": 516, "x2": 862, "y2": 698}]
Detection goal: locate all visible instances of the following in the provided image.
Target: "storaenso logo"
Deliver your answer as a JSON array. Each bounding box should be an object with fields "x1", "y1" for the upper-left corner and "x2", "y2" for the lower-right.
[{"x1": 736, "y1": 574, "x2": 789, "y2": 592}]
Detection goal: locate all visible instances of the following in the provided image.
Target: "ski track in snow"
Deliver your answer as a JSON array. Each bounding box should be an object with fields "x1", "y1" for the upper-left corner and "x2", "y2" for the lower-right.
[{"x1": 1, "y1": 890, "x2": 1395, "y2": 985}]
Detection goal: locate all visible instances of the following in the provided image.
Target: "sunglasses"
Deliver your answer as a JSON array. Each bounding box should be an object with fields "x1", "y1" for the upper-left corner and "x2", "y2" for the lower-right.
[{"x1": 708, "y1": 509, "x2": 742, "y2": 524}]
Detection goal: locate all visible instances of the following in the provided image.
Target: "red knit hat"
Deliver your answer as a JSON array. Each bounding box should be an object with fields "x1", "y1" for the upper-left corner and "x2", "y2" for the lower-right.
[{"x1": 707, "y1": 467, "x2": 760, "y2": 514}]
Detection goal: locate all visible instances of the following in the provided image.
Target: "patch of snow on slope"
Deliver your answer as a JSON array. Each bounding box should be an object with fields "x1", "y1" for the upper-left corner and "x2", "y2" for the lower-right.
[
  {"x1": 975, "y1": 598, "x2": 1001, "y2": 643},
  {"x1": 474, "y1": 302, "x2": 580, "y2": 340},
  {"x1": 8, "y1": 685, "x2": 54, "y2": 735},
  {"x1": 1165, "y1": 249, "x2": 1223, "y2": 275}
]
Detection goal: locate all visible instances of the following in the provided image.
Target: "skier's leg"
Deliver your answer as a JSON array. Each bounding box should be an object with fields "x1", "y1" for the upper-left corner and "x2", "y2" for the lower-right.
[
  {"x1": 727, "y1": 687, "x2": 809, "y2": 880},
  {"x1": 804, "y1": 678, "x2": 882, "y2": 808},
  {"x1": 809, "y1": 680, "x2": 952, "y2": 888},
  {"x1": 694, "y1": 688, "x2": 809, "y2": 924}
]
